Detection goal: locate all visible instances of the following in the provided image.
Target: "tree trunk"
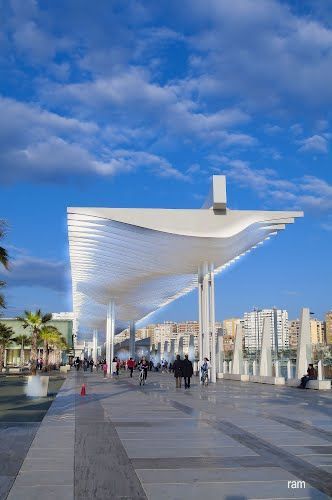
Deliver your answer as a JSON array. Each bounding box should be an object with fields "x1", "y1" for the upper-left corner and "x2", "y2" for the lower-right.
[
  {"x1": 0, "y1": 346, "x2": 4, "y2": 371},
  {"x1": 20, "y1": 342, "x2": 24, "y2": 367},
  {"x1": 30, "y1": 328, "x2": 38, "y2": 375},
  {"x1": 43, "y1": 340, "x2": 49, "y2": 371}
]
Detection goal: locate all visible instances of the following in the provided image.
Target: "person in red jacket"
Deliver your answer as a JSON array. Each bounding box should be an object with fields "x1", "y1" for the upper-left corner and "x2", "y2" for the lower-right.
[{"x1": 127, "y1": 358, "x2": 135, "y2": 378}]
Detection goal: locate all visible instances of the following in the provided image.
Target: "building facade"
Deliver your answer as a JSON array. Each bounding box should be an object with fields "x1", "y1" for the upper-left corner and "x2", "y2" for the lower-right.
[
  {"x1": 326, "y1": 311, "x2": 332, "y2": 345},
  {"x1": 0, "y1": 314, "x2": 74, "y2": 366},
  {"x1": 244, "y1": 308, "x2": 289, "y2": 353}
]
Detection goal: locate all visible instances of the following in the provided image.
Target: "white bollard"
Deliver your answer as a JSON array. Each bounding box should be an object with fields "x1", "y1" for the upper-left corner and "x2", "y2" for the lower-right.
[
  {"x1": 318, "y1": 360, "x2": 323, "y2": 381},
  {"x1": 287, "y1": 360, "x2": 291, "y2": 380}
]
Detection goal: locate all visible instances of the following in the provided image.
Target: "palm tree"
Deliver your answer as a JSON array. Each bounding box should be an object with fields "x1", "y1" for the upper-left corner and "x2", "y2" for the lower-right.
[
  {"x1": 39, "y1": 326, "x2": 61, "y2": 371},
  {"x1": 0, "y1": 323, "x2": 15, "y2": 370},
  {"x1": 15, "y1": 334, "x2": 31, "y2": 367},
  {"x1": 0, "y1": 221, "x2": 9, "y2": 312},
  {"x1": 17, "y1": 310, "x2": 52, "y2": 374}
]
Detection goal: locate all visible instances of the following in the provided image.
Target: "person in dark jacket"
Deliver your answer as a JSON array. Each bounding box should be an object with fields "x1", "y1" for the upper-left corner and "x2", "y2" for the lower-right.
[
  {"x1": 299, "y1": 364, "x2": 317, "y2": 388},
  {"x1": 182, "y1": 354, "x2": 193, "y2": 389},
  {"x1": 173, "y1": 354, "x2": 183, "y2": 388}
]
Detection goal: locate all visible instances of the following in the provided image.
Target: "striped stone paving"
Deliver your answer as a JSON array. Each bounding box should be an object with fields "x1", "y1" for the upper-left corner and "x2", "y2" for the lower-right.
[{"x1": 6, "y1": 369, "x2": 332, "y2": 499}]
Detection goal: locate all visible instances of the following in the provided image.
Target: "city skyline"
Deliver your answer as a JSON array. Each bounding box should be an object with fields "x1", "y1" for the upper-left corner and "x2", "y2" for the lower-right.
[{"x1": 0, "y1": 0, "x2": 331, "y2": 321}]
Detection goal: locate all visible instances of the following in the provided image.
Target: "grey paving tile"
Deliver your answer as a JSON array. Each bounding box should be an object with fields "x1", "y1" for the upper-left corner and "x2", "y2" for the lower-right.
[
  {"x1": 143, "y1": 481, "x2": 328, "y2": 500},
  {"x1": 136, "y1": 466, "x2": 299, "y2": 484},
  {"x1": 12, "y1": 469, "x2": 73, "y2": 486},
  {"x1": 125, "y1": 446, "x2": 258, "y2": 459},
  {"x1": 7, "y1": 484, "x2": 73, "y2": 500}
]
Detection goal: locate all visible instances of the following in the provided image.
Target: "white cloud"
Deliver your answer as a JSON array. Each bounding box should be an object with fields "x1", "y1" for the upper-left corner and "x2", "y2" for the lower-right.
[
  {"x1": 209, "y1": 155, "x2": 332, "y2": 213},
  {"x1": 298, "y1": 135, "x2": 328, "y2": 153},
  {"x1": 0, "y1": 96, "x2": 186, "y2": 183}
]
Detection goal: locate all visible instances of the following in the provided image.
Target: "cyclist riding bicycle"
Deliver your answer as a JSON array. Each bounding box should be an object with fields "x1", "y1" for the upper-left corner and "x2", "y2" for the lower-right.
[
  {"x1": 138, "y1": 357, "x2": 149, "y2": 384},
  {"x1": 200, "y1": 357, "x2": 211, "y2": 385}
]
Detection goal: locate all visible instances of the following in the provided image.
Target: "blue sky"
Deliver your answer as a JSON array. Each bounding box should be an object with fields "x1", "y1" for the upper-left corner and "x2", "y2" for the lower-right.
[{"x1": 0, "y1": 0, "x2": 331, "y2": 326}]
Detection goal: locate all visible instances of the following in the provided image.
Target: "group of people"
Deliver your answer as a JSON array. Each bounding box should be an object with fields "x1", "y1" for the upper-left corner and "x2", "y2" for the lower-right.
[{"x1": 172, "y1": 355, "x2": 211, "y2": 388}]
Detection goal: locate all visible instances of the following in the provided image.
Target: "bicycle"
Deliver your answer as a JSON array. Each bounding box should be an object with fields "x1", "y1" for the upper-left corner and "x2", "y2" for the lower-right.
[{"x1": 201, "y1": 370, "x2": 209, "y2": 386}]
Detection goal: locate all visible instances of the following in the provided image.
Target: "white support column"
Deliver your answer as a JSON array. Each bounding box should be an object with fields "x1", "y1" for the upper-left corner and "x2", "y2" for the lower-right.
[
  {"x1": 106, "y1": 300, "x2": 115, "y2": 376},
  {"x1": 93, "y1": 328, "x2": 98, "y2": 365},
  {"x1": 209, "y1": 263, "x2": 216, "y2": 383},
  {"x1": 198, "y1": 266, "x2": 203, "y2": 367},
  {"x1": 129, "y1": 320, "x2": 136, "y2": 359},
  {"x1": 202, "y1": 263, "x2": 210, "y2": 360}
]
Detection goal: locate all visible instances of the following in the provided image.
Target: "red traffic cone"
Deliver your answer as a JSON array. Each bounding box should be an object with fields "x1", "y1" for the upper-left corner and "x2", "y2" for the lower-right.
[{"x1": 80, "y1": 384, "x2": 86, "y2": 396}]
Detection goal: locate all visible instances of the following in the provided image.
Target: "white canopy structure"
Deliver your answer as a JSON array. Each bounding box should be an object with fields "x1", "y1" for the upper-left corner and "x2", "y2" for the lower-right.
[{"x1": 67, "y1": 175, "x2": 303, "y2": 378}]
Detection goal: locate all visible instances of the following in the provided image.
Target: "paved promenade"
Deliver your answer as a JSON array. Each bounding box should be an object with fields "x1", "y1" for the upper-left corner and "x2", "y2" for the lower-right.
[{"x1": 6, "y1": 370, "x2": 332, "y2": 499}]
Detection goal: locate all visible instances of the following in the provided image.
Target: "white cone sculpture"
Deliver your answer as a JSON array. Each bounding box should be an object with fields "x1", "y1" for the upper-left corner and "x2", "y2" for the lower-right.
[
  {"x1": 178, "y1": 337, "x2": 184, "y2": 357},
  {"x1": 188, "y1": 335, "x2": 195, "y2": 361},
  {"x1": 232, "y1": 324, "x2": 243, "y2": 375},
  {"x1": 295, "y1": 308, "x2": 312, "y2": 379},
  {"x1": 170, "y1": 339, "x2": 175, "y2": 360},
  {"x1": 216, "y1": 333, "x2": 224, "y2": 373},
  {"x1": 259, "y1": 318, "x2": 272, "y2": 377}
]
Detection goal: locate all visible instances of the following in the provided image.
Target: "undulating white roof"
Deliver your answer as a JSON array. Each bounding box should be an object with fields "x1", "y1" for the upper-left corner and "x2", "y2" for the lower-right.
[{"x1": 67, "y1": 177, "x2": 303, "y2": 337}]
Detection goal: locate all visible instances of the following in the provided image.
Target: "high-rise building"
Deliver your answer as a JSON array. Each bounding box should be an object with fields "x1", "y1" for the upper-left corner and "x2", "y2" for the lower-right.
[
  {"x1": 289, "y1": 318, "x2": 326, "y2": 349},
  {"x1": 289, "y1": 319, "x2": 300, "y2": 350},
  {"x1": 223, "y1": 318, "x2": 242, "y2": 337},
  {"x1": 310, "y1": 319, "x2": 325, "y2": 345},
  {"x1": 244, "y1": 308, "x2": 289, "y2": 353},
  {"x1": 325, "y1": 311, "x2": 332, "y2": 345}
]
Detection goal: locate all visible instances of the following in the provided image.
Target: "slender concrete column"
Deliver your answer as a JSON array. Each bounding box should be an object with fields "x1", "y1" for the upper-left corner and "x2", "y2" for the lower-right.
[
  {"x1": 223, "y1": 360, "x2": 227, "y2": 373},
  {"x1": 106, "y1": 300, "x2": 115, "y2": 376},
  {"x1": 244, "y1": 360, "x2": 249, "y2": 375},
  {"x1": 157, "y1": 342, "x2": 161, "y2": 362},
  {"x1": 93, "y1": 328, "x2": 98, "y2": 365},
  {"x1": 129, "y1": 320, "x2": 136, "y2": 359},
  {"x1": 295, "y1": 308, "x2": 312, "y2": 379},
  {"x1": 318, "y1": 360, "x2": 323, "y2": 381},
  {"x1": 259, "y1": 317, "x2": 272, "y2": 377},
  {"x1": 198, "y1": 266, "x2": 204, "y2": 367},
  {"x1": 232, "y1": 324, "x2": 243, "y2": 375},
  {"x1": 275, "y1": 360, "x2": 280, "y2": 378},
  {"x1": 202, "y1": 264, "x2": 210, "y2": 360},
  {"x1": 209, "y1": 263, "x2": 216, "y2": 383},
  {"x1": 229, "y1": 360, "x2": 232, "y2": 373},
  {"x1": 287, "y1": 359, "x2": 292, "y2": 380},
  {"x1": 252, "y1": 360, "x2": 257, "y2": 376}
]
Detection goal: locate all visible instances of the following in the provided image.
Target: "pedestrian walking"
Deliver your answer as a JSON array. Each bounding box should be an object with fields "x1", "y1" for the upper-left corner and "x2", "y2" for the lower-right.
[
  {"x1": 182, "y1": 354, "x2": 193, "y2": 389},
  {"x1": 112, "y1": 357, "x2": 118, "y2": 376},
  {"x1": 127, "y1": 357, "x2": 135, "y2": 378},
  {"x1": 173, "y1": 354, "x2": 183, "y2": 388},
  {"x1": 89, "y1": 359, "x2": 94, "y2": 372}
]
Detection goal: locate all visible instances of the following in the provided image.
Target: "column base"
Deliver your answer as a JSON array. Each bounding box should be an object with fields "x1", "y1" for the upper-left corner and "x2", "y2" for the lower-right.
[{"x1": 223, "y1": 373, "x2": 249, "y2": 382}]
